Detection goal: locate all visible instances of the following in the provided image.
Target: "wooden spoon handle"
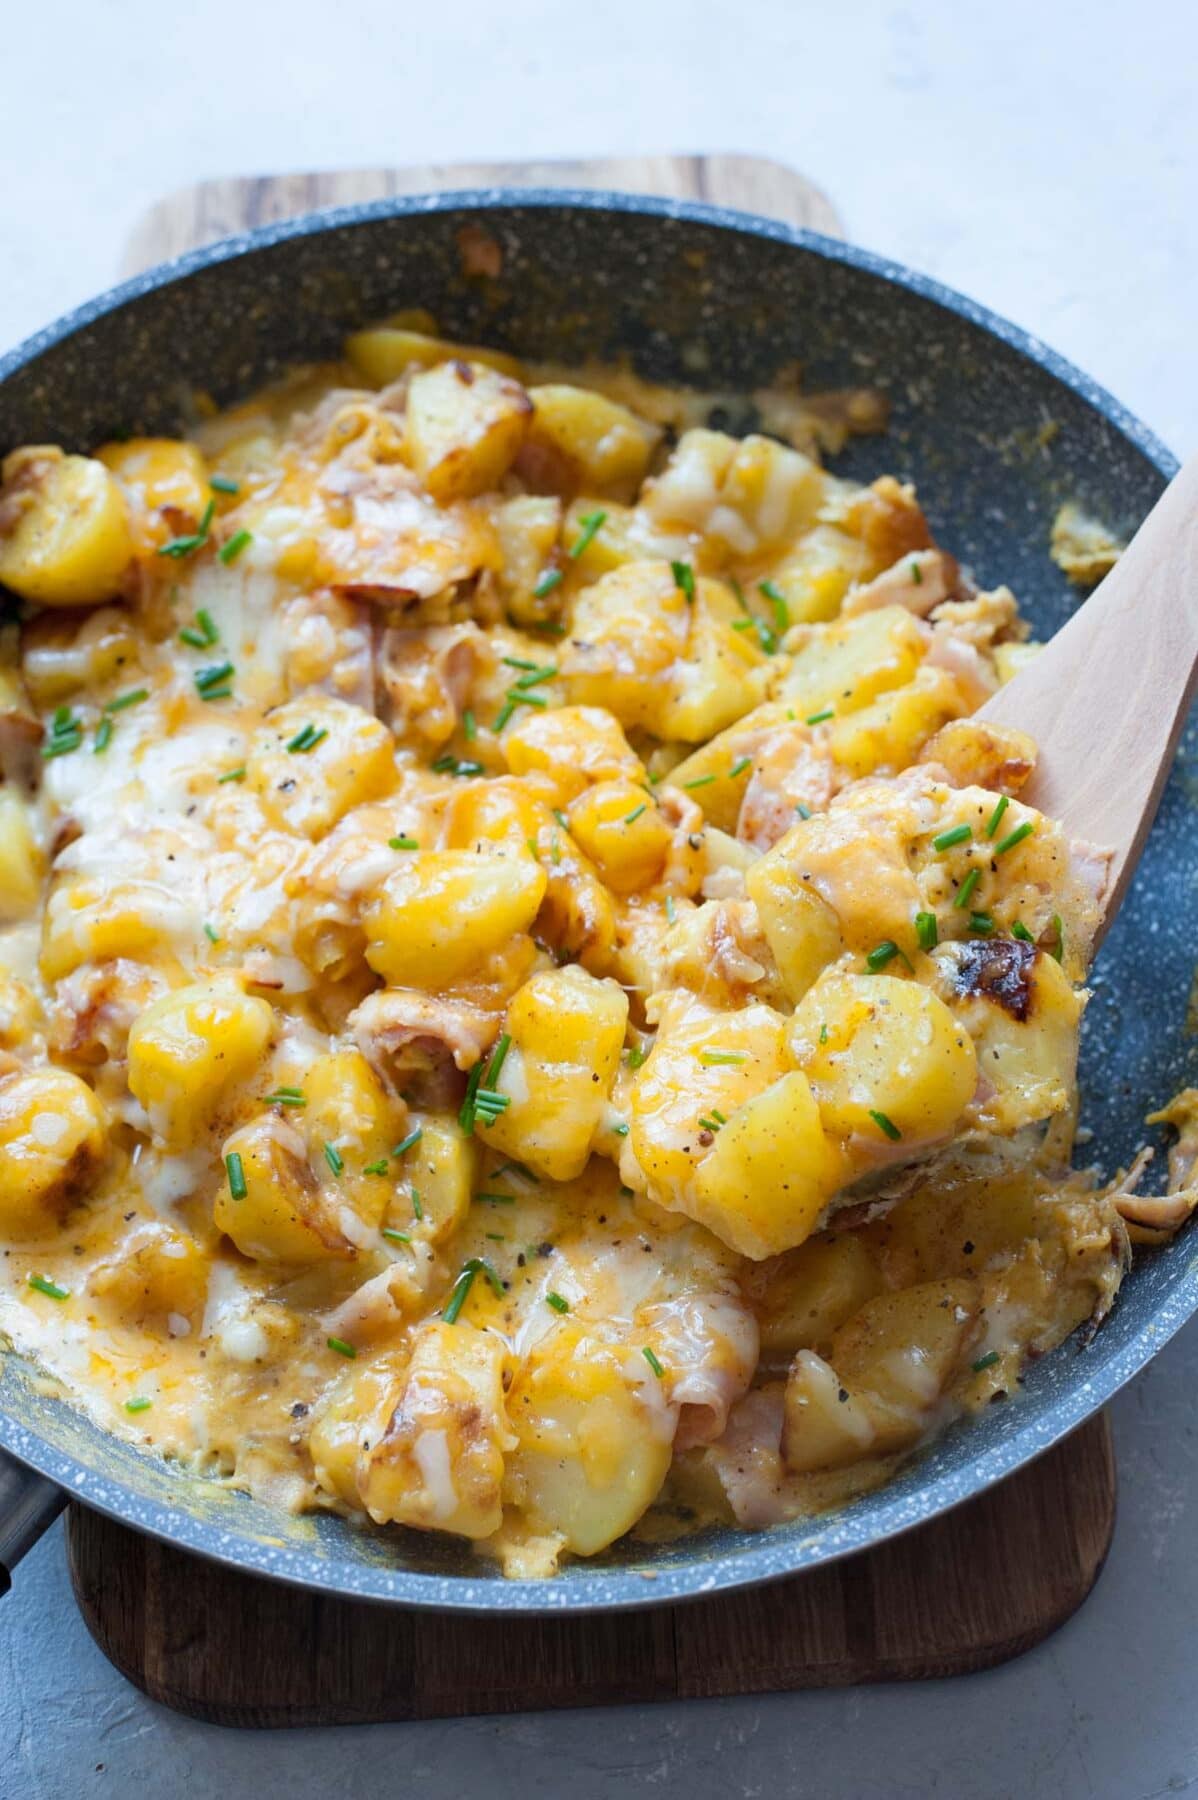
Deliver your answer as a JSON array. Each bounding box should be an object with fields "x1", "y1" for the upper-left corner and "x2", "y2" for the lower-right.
[{"x1": 979, "y1": 455, "x2": 1198, "y2": 934}]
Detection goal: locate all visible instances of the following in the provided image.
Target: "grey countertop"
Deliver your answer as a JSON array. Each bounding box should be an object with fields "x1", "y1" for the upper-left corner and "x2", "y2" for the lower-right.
[{"x1": 3, "y1": 0, "x2": 1197, "y2": 1793}]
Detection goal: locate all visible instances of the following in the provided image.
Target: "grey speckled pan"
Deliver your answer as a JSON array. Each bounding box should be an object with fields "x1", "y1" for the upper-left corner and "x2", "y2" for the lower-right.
[{"x1": 0, "y1": 192, "x2": 1190, "y2": 1613}]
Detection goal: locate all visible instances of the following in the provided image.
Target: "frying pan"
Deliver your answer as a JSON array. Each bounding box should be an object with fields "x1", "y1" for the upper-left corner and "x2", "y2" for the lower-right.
[{"x1": 0, "y1": 191, "x2": 1188, "y2": 1613}]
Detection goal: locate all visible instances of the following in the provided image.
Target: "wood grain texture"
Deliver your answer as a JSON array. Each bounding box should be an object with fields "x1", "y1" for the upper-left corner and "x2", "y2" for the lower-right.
[
  {"x1": 119, "y1": 153, "x2": 843, "y2": 277},
  {"x1": 981, "y1": 454, "x2": 1198, "y2": 940},
  {"x1": 66, "y1": 1413, "x2": 1115, "y2": 1728}
]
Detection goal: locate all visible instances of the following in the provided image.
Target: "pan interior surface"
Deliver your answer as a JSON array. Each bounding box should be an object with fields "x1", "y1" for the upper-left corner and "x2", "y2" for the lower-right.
[{"x1": 0, "y1": 193, "x2": 1188, "y2": 1612}]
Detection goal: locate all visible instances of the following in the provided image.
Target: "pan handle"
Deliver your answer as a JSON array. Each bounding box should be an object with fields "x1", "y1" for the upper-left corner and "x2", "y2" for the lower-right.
[{"x1": 0, "y1": 1450, "x2": 65, "y2": 1593}]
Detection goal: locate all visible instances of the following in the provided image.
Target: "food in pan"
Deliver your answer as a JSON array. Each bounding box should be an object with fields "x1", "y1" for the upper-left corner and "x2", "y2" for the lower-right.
[{"x1": 0, "y1": 321, "x2": 1192, "y2": 1577}]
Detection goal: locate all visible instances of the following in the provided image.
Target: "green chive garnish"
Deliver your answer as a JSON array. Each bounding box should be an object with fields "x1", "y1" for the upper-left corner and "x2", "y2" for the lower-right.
[
  {"x1": 225, "y1": 1152, "x2": 246, "y2": 1200},
  {"x1": 642, "y1": 1346, "x2": 665, "y2": 1377},
  {"x1": 28, "y1": 1274, "x2": 68, "y2": 1301},
  {"x1": 866, "y1": 940, "x2": 899, "y2": 971},
  {"x1": 570, "y1": 509, "x2": 607, "y2": 558},
  {"x1": 955, "y1": 868, "x2": 981, "y2": 910},
  {"x1": 985, "y1": 795, "x2": 1010, "y2": 838},
  {"x1": 671, "y1": 560, "x2": 695, "y2": 603},
  {"x1": 533, "y1": 568, "x2": 563, "y2": 598},
  {"x1": 972, "y1": 1350, "x2": 1000, "y2": 1372},
  {"x1": 125, "y1": 1396, "x2": 152, "y2": 1414},
  {"x1": 805, "y1": 707, "x2": 834, "y2": 725},
  {"x1": 869, "y1": 1109, "x2": 902, "y2": 1141},
  {"x1": 327, "y1": 1336, "x2": 357, "y2": 1359},
  {"x1": 994, "y1": 821, "x2": 1034, "y2": 857},
  {"x1": 545, "y1": 1292, "x2": 570, "y2": 1314},
  {"x1": 915, "y1": 910, "x2": 939, "y2": 950},
  {"x1": 933, "y1": 824, "x2": 972, "y2": 851},
  {"x1": 324, "y1": 1142, "x2": 344, "y2": 1176}
]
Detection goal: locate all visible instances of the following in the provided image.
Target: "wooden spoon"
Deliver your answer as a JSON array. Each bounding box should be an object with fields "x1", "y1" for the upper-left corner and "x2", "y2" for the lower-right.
[{"x1": 977, "y1": 456, "x2": 1198, "y2": 942}]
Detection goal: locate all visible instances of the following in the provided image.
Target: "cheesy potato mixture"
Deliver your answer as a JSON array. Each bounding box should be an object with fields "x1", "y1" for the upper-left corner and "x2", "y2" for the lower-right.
[{"x1": 0, "y1": 320, "x2": 1189, "y2": 1575}]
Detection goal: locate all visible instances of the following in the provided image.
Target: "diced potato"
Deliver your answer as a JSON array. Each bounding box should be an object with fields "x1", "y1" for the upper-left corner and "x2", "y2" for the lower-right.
[
  {"x1": 247, "y1": 696, "x2": 397, "y2": 840},
  {"x1": 90, "y1": 1225, "x2": 208, "y2": 1328},
  {"x1": 0, "y1": 789, "x2": 44, "y2": 919},
  {"x1": 628, "y1": 994, "x2": 790, "y2": 1207},
  {"x1": 388, "y1": 1113, "x2": 476, "y2": 1245},
  {"x1": 566, "y1": 779, "x2": 671, "y2": 894},
  {"x1": 95, "y1": 437, "x2": 209, "y2": 550},
  {"x1": 481, "y1": 965, "x2": 628, "y2": 1179},
  {"x1": 828, "y1": 665, "x2": 968, "y2": 779},
  {"x1": 789, "y1": 972, "x2": 978, "y2": 1154},
  {"x1": 404, "y1": 360, "x2": 532, "y2": 503},
  {"x1": 492, "y1": 495, "x2": 564, "y2": 624},
  {"x1": 0, "y1": 1066, "x2": 108, "y2": 1238},
  {"x1": 756, "y1": 1232, "x2": 884, "y2": 1356},
  {"x1": 504, "y1": 1323, "x2": 673, "y2": 1555},
  {"x1": 745, "y1": 853, "x2": 843, "y2": 1003},
  {"x1": 128, "y1": 980, "x2": 275, "y2": 1148},
  {"x1": 215, "y1": 1113, "x2": 355, "y2": 1264},
  {"x1": 0, "y1": 448, "x2": 133, "y2": 606},
  {"x1": 521, "y1": 385, "x2": 660, "y2": 501},
  {"x1": 356, "y1": 1322, "x2": 513, "y2": 1539},
  {"x1": 503, "y1": 704, "x2": 642, "y2": 795},
  {"x1": 345, "y1": 326, "x2": 522, "y2": 386},
  {"x1": 692, "y1": 1072, "x2": 842, "y2": 1258},
  {"x1": 778, "y1": 604, "x2": 928, "y2": 720},
  {"x1": 363, "y1": 851, "x2": 546, "y2": 989}
]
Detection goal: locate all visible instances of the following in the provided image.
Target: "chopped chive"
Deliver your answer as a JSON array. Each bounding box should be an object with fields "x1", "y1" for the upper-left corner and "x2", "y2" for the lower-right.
[
  {"x1": 124, "y1": 1396, "x2": 152, "y2": 1414},
  {"x1": 671, "y1": 560, "x2": 695, "y2": 603},
  {"x1": 93, "y1": 717, "x2": 113, "y2": 754},
  {"x1": 625, "y1": 1045, "x2": 647, "y2": 1070},
  {"x1": 27, "y1": 1274, "x2": 69, "y2": 1301},
  {"x1": 1011, "y1": 920, "x2": 1035, "y2": 944},
  {"x1": 643, "y1": 1346, "x2": 665, "y2": 1377},
  {"x1": 411, "y1": 1189, "x2": 424, "y2": 1220},
  {"x1": 869, "y1": 1109, "x2": 902, "y2": 1142},
  {"x1": 683, "y1": 773, "x2": 716, "y2": 789},
  {"x1": 985, "y1": 795, "x2": 1010, "y2": 839},
  {"x1": 994, "y1": 821, "x2": 1035, "y2": 857},
  {"x1": 217, "y1": 765, "x2": 246, "y2": 783},
  {"x1": 218, "y1": 529, "x2": 253, "y2": 566},
  {"x1": 805, "y1": 707, "x2": 834, "y2": 725},
  {"x1": 225, "y1": 1152, "x2": 246, "y2": 1200},
  {"x1": 729, "y1": 755, "x2": 752, "y2": 779},
  {"x1": 795, "y1": 802, "x2": 812, "y2": 821},
  {"x1": 759, "y1": 579, "x2": 790, "y2": 633},
  {"x1": 972, "y1": 1350, "x2": 1000, "y2": 1372},
  {"x1": 545, "y1": 1291, "x2": 570, "y2": 1314},
  {"x1": 203, "y1": 922, "x2": 220, "y2": 944},
  {"x1": 915, "y1": 910, "x2": 939, "y2": 950},
  {"x1": 1050, "y1": 913, "x2": 1065, "y2": 963},
  {"x1": 381, "y1": 1226, "x2": 410, "y2": 1243},
  {"x1": 866, "y1": 940, "x2": 899, "y2": 972},
  {"x1": 701, "y1": 1050, "x2": 746, "y2": 1065},
  {"x1": 105, "y1": 687, "x2": 149, "y2": 713},
  {"x1": 969, "y1": 912, "x2": 995, "y2": 935},
  {"x1": 327, "y1": 1336, "x2": 357, "y2": 1359},
  {"x1": 933, "y1": 823, "x2": 972, "y2": 851},
  {"x1": 665, "y1": 895, "x2": 677, "y2": 924},
  {"x1": 210, "y1": 474, "x2": 240, "y2": 495},
  {"x1": 570, "y1": 509, "x2": 607, "y2": 558},
  {"x1": 624, "y1": 802, "x2": 647, "y2": 824},
  {"x1": 533, "y1": 568, "x2": 563, "y2": 598},
  {"x1": 323, "y1": 1141, "x2": 344, "y2": 1176},
  {"x1": 463, "y1": 708, "x2": 477, "y2": 741},
  {"x1": 389, "y1": 834, "x2": 419, "y2": 850},
  {"x1": 954, "y1": 868, "x2": 981, "y2": 910}
]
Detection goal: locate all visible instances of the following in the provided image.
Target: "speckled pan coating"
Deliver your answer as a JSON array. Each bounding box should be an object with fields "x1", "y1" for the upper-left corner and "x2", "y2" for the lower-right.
[{"x1": 0, "y1": 191, "x2": 1189, "y2": 1615}]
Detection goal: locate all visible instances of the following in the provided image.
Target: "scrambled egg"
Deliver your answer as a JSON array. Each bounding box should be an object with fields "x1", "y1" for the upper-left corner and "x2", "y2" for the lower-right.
[{"x1": 0, "y1": 323, "x2": 1186, "y2": 1575}]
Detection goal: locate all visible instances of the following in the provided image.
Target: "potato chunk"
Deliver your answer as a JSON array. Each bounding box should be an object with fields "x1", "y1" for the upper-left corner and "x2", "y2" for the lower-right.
[
  {"x1": 247, "y1": 696, "x2": 397, "y2": 840},
  {"x1": 405, "y1": 360, "x2": 532, "y2": 502},
  {"x1": 504, "y1": 1324, "x2": 673, "y2": 1555},
  {"x1": 789, "y1": 972, "x2": 978, "y2": 1157},
  {"x1": 480, "y1": 965, "x2": 629, "y2": 1179},
  {"x1": 128, "y1": 980, "x2": 275, "y2": 1148},
  {"x1": 521, "y1": 384, "x2": 660, "y2": 501},
  {"x1": 0, "y1": 1066, "x2": 108, "y2": 1238},
  {"x1": 692, "y1": 1072, "x2": 842, "y2": 1258},
  {"x1": 0, "y1": 448, "x2": 133, "y2": 606},
  {"x1": 363, "y1": 851, "x2": 546, "y2": 989},
  {"x1": 356, "y1": 1322, "x2": 513, "y2": 1539}
]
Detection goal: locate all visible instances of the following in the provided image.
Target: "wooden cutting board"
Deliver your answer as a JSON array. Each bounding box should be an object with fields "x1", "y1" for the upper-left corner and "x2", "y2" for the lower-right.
[{"x1": 62, "y1": 154, "x2": 1115, "y2": 1727}]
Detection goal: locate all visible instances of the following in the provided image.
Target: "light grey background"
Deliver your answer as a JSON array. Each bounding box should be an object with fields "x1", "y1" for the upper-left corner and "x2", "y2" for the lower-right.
[{"x1": 2, "y1": 1, "x2": 1196, "y2": 1794}]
